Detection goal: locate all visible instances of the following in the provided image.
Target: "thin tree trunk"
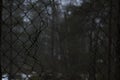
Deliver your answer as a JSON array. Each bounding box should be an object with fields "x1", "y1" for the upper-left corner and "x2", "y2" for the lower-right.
[
  {"x1": 89, "y1": 31, "x2": 96, "y2": 80},
  {"x1": 51, "y1": 0, "x2": 57, "y2": 73},
  {"x1": 8, "y1": 0, "x2": 13, "y2": 80},
  {"x1": 89, "y1": 17, "x2": 97, "y2": 80},
  {"x1": 108, "y1": 0, "x2": 112, "y2": 80}
]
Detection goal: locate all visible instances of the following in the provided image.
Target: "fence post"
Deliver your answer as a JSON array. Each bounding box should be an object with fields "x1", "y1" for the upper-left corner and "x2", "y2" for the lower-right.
[
  {"x1": 116, "y1": 0, "x2": 120, "y2": 80},
  {"x1": 0, "y1": 0, "x2": 2, "y2": 79}
]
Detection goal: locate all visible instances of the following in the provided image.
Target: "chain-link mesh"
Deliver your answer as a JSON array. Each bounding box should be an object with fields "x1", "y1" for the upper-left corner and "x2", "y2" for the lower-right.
[
  {"x1": 88, "y1": 0, "x2": 116, "y2": 80},
  {"x1": 0, "y1": 0, "x2": 117, "y2": 80},
  {"x1": 1, "y1": 0, "x2": 51, "y2": 80}
]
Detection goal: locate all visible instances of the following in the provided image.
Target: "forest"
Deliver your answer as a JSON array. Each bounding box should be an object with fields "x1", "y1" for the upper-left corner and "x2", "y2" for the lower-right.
[{"x1": 0, "y1": 0, "x2": 120, "y2": 80}]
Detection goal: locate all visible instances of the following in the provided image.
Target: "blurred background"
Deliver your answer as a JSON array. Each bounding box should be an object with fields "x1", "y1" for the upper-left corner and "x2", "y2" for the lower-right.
[{"x1": 0, "y1": 0, "x2": 120, "y2": 80}]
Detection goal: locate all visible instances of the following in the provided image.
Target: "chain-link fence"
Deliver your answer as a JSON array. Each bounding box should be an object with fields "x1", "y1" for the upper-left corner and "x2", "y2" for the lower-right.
[
  {"x1": 1, "y1": 0, "x2": 52, "y2": 80},
  {"x1": 0, "y1": 0, "x2": 118, "y2": 80}
]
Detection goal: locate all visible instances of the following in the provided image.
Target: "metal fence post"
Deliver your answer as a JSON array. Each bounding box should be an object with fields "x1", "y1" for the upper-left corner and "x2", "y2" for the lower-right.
[
  {"x1": 116, "y1": 0, "x2": 120, "y2": 80},
  {"x1": 0, "y1": 0, "x2": 2, "y2": 79}
]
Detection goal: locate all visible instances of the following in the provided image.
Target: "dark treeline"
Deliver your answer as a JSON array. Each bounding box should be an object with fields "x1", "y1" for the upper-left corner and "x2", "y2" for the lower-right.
[{"x1": 0, "y1": 0, "x2": 120, "y2": 80}]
